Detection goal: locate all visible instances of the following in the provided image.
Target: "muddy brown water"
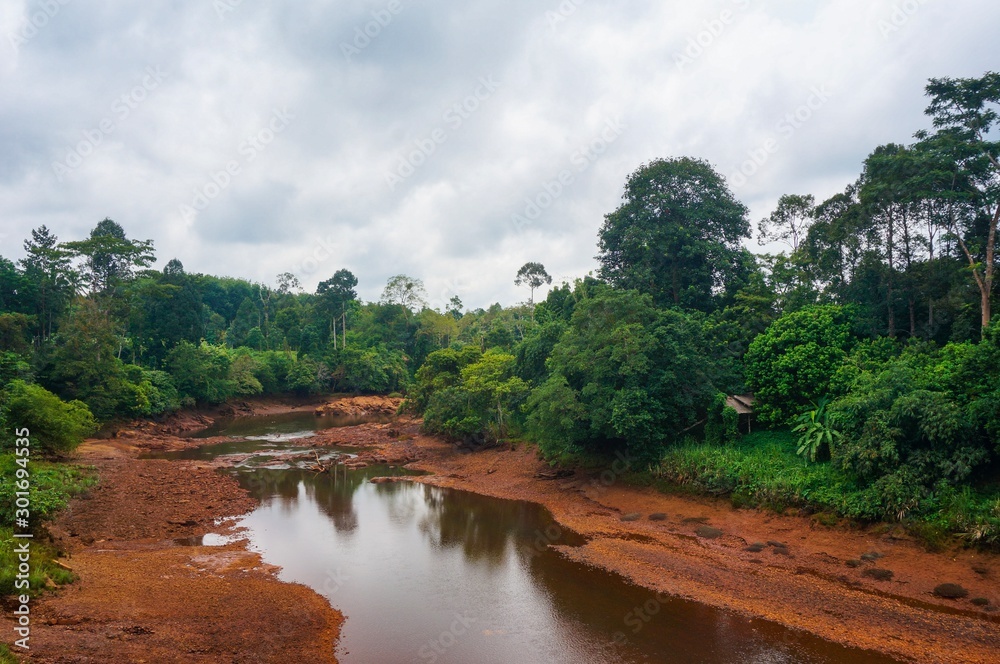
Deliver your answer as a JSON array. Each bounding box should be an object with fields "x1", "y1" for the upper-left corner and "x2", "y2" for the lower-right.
[{"x1": 160, "y1": 414, "x2": 900, "y2": 663}]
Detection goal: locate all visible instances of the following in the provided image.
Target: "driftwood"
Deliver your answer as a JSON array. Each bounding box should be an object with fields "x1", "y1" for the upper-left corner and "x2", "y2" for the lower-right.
[{"x1": 307, "y1": 451, "x2": 331, "y2": 474}]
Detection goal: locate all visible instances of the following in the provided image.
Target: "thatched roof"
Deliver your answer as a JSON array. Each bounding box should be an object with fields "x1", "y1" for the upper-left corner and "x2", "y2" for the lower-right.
[{"x1": 725, "y1": 394, "x2": 756, "y2": 415}]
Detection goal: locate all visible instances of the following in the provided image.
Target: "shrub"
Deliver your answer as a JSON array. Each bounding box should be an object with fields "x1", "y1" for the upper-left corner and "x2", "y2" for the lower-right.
[
  {"x1": 1, "y1": 381, "x2": 96, "y2": 456},
  {"x1": 744, "y1": 304, "x2": 854, "y2": 424}
]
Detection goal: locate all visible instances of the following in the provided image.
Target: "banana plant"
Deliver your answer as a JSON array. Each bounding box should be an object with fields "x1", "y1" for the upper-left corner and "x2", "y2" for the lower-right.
[{"x1": 792, "y1": 397, "x2": 842, "y2": 463}]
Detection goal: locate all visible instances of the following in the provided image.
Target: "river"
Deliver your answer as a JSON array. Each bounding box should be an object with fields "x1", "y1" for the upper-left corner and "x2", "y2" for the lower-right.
[{"x1": 158, "y1": 412, "x2": 898, "y2": 663}]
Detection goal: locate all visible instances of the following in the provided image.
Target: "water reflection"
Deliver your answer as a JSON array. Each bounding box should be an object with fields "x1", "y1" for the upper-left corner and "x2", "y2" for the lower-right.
[
  {"x1": 152, "y1": 406, "x2": 898, "y2": 664},
  {"x1": 233, "y1": 464, "x2": 898, "y2": 664}
]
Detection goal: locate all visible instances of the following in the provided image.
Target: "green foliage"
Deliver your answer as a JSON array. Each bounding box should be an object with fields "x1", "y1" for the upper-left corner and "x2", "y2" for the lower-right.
[
  {"x1": 286, "y1": 356, "x2": 323, "y2": 395},
  {"x1": 423, "y1": 350, "x2": 529, "y2": 445},
  {"x1": 166, "y1": 341, "x2": 237, "y2": 405},
  {"x1": 328, "y1": 345, "x2": 408, "y2": 394},
  {"x1": 597, "y1": 156, "x2": 751, "y2": 311},
  {"x1": 405, "y1": 345, "x2": 482, "y2": 412},
  {"x1": 0, "y1": 455, "x2": 95, "y2": 526},
  {"x1": 828, "y1": 341, "x2": 997, "y2": 515},
  {"x1": 524, "y1": 287, "x2": 723, "y2": 463},
  {"x1": 744, "y1": 304, "x2": 854, "y2": 424},
  {"x1": 654, "y1": 430, "x2": 1000, "y2": 544},
  {"x1": 792, "y1": 398, "x2": 841, "y2": 462},
  {"x1": 1, "y1": 381, "x2": 96, "y2": 456}
]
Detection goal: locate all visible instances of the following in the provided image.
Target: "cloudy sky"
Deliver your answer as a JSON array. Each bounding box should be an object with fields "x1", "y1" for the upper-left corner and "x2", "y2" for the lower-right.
[{"x1": 1, "y1": 0, "x2": 997, "y2": 309}]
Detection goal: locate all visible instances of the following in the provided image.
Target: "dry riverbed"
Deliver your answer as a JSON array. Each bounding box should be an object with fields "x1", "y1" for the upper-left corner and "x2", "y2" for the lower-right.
[{"x1": 8, "y1": 398, "x2": 1000, "y2": 663}]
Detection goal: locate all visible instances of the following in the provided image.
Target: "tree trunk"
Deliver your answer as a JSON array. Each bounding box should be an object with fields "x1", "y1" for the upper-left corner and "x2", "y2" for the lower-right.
[
  {"x1": 983, "y1": 202, "x2": 998, "y2": 330},
  {"x1": 908, "y1": 297, "x2": 916, "y2": 338}
]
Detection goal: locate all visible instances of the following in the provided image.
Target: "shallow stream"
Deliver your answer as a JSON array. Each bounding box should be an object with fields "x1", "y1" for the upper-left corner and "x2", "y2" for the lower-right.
[{"x1": 159, "y1": 412, "x2": 898, "y2": 663}]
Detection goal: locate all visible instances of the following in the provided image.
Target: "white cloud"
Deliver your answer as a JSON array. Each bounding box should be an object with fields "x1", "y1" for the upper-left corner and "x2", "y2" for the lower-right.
[{"x1": 1, "y1": 0, "x2": 997, "y2": 307}]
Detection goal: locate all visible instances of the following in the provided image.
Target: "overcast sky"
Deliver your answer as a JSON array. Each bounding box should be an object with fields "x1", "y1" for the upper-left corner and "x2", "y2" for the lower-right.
[{"x1": 1, "y1": 0, "x2": 997, "y2": 310}]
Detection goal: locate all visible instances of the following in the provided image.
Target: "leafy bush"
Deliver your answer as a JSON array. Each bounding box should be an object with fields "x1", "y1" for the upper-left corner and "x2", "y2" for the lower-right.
[
  {"x1": 328, "y1": 345, "x2": 408, "y2": 394},
  {"x1": 829, "y1": 345, "x2": 992, "y2": 509},
  {"x1": 744, "y1": 304, "x2": 854, "y2": 424},
  {"x1": 166, "y1": 341, "x2": 237, "y2": 405},
  {"x1": 423, "y1": 350, "x2": 529, "y2": 445},
  {"x1": 792, "y1": 398, "x2": 841, "y2": 462},
  {"x1": 404, "y1": 345, "x2": 482, "y2": 412},
  {"x1": 1, "y1": 381, "x2": 96, "y2": 456}
]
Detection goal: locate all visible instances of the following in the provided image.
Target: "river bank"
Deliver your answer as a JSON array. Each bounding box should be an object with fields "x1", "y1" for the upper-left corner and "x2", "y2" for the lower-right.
[
  {"x1": 399, "y1": 430, "x2": 1000, "y2": 664},
  {"x1": 10, "y1": 397, "x2": 344, "y2": 664},
  {"x1": 11, "y1": 397, "x2": 1000, "y2": 662}
]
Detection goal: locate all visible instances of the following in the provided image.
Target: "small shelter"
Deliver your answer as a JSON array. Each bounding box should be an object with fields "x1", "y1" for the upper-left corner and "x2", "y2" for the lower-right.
[{"x1": 725, "y1": 394, "x2": 756, "y2": 433}]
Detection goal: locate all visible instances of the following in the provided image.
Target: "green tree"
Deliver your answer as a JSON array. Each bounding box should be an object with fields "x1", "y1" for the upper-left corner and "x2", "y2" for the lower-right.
[
  {"x1": 380, "y1": 274, "x2": 427, "y2": 311},
  {"x1": 62, "y1": 219, "x2": 154, "y2": 298},
  {"x1": 758, "y1": 194, "x2": 815, "y2": 252},
  {"x1": 20, "y1": 225, "x2": 77, "y2": 339},
  {"x1": 166, "y1": 341, "x2": 237, "y2": 405},
  {"x1": 514, "y1": 262, "x2": 552, "y2": 304},
  {"x1": 744, "y1": 304, "x2": 854, "y2": 424},
  {"x1": 423, "y1": 350, "x2": 529, "y2": 445},
  {"x1": 524, "y1": 287, "x2": 722, "y2": 462},
  {"x1": 923, "y1": 72, "x2": 1000, "y2": 332},
  {"x1": 597, "y1": 157, "x2": 751, "y2": 311}
]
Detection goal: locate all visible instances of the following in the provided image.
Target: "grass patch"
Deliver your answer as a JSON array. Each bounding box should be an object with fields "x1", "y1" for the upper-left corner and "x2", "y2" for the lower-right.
[
  {"x1": 0, "y1": 644, "x2": 19, "y2": 664},
  {"x1": 0, "y1": 455, "x2": 96, "y2": 529},
  {"x1": 654, "y1": 431, "x2": 859, "y2": 514},
  {"x1": 0, "y1": 526, "x2": 76, "y2": 597},
  {"x1": 652, "y1": 431, "x2": 1000, "y2": 550},
  {"x1": 0, "y1": 454, "x2": 93, "y2": 598}
]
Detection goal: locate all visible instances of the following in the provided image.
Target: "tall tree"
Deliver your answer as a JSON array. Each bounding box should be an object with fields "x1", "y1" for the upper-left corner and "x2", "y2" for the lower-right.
[
  {"x1": 317, "y1": 269, "x2": 358, "y2": 346},
  {"x1": 62, "y1": 218, "x2": 154, "y2": 298},
  {"x1": 923, "y1": 72, "x2": 1000, "y2": 331},
  {"x1": 20, "y1": 225, "x2": 77, "y2": 339},
  {"x1": 380, "y1": 274, "x2": 427, "y2": 311},
  {"x1": 597, "y1": 157, "x2": 750, "y2": 311},
  {"x1": 758, "y1": 194, "x2": 815, "y2": 252},
  {"x1": 514, "y1": 262, "x2": 552, "y2": 304}
]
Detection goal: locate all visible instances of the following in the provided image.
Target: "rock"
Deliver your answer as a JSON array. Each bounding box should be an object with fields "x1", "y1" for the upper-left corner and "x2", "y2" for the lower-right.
[
  {"x1": 971, "y1": 564, "x2": 990, "y2": 576},
  {"x1": 744, "y1": 543, "x2": 765, "y2": 553},
  {"x1": 933, "y1": 583, "x2": 969, "y2": 599},
  {"x1": 845, "y1": 559, "x2": 862, "y2": 568},
  {"x1": 862, "y1": 568, "x2": 894, "y2": 581},
  {"x1": 860, "y1": 551, "x2": 884, "y2": 562},
  {"x1": 766, "y1": 540, "x2": 786, "y2": 548},
  {"x1": 620, "y1": 513, "x2": 642, "y2": 522},
  {"x1": 648, "y1": 513, "x2": 668, "y2": 522},
  {"x1": 695, "y1": 525, "x2": 723, "y2": 539},
  {"x1": 971, "y1": 597, "x2": 990, "y2": 607},
  {"x1": 772, "y1": 546, "x2": 792, "y2": 556},
  {"x1": 682, "y1": 516, "x2": 710, "y2": 525}
]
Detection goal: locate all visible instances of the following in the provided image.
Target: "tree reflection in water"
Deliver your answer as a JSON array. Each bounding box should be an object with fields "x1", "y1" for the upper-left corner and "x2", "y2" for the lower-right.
[{"x1": 236, "y1": 463, "x2": 414, "y2": 535}]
